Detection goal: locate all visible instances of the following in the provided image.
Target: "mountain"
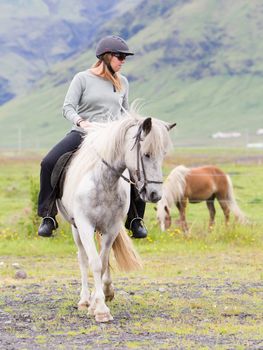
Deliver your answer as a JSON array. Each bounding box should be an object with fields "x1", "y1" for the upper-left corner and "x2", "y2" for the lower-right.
[
  {"x1": 1, "y1": 0, "x2": 263, "y2": 149},
  {"x1": 0, "y1": 0, "x2": 127, "y2": 102}
]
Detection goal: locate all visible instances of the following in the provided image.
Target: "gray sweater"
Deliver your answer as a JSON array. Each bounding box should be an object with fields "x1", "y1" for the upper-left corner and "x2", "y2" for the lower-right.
[{"x1": 62, "y1": 69, "x2": 129, "y2": 131}]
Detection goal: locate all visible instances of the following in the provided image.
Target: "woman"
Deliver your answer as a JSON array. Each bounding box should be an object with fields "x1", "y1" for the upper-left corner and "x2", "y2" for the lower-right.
[{"x1": 37, "y1": 35, "x2": 147, "y2": 239}]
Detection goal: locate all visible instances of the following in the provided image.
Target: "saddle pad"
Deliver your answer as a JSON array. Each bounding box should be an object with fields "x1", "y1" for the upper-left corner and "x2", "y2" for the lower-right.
[{"x1": 51, "y1": 151, "x2": 75, "y2": 199}]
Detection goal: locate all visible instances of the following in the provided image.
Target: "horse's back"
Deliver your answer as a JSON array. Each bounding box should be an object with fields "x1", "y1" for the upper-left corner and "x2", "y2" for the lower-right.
[
  {"x1": 206, "y1": 166, "x2": 229, "y2": 198},
  {"x1": 185, "y1": 166, "x2": 228, "y2": 201}
]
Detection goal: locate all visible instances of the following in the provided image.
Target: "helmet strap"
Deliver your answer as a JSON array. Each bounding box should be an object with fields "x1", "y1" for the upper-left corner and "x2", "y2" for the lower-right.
[
  {"x1": 100, "y1": 56, "x2": 116, "y2": 76},
  {"x1": 106, "y1": 62, "x2": 116, "y2": 76}
]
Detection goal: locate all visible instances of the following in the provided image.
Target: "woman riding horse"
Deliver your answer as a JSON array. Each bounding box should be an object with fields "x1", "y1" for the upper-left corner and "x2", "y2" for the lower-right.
[{"x1": 37, "y1": 35, "x2": 147, "y2": 239}]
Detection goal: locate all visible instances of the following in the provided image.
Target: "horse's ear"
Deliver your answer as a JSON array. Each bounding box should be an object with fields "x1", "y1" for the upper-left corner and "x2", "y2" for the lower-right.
[
  {"x1": 142, "y1": 117, "x2": 152, "y2": 136},
  {"x1": 166, "y1": 122, "x2": 177, "y2": 131}
]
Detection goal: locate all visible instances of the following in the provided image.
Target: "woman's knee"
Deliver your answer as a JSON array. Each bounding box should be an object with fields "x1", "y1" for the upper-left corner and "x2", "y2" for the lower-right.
[{"x1": 40, "y1": 154, "x2": 56, "y2": 173}]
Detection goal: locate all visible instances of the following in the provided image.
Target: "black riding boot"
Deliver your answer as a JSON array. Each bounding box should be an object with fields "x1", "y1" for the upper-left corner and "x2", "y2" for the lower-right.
[
  {"x1": 125, "y1": 185, "x2": 148, "y2": 239},
  {"x1": 38, "y1": 216, "x2": 58, "y2": 237}
]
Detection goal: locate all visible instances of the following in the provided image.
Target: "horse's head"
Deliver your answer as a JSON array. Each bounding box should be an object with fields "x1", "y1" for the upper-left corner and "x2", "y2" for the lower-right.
[
  {"x1": 124, "y1": 117, "x2": 176, "y2": 203},
  {"x1": 156, "y1": 200, "x2": 171, "y2": 231}
]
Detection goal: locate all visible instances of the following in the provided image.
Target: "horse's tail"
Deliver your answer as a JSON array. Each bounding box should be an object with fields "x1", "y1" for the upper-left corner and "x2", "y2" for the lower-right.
[
  {"x1": 112, "y1": 225, "x2": 143, "y2": 272},
  {"x1": 226, "y1": 175, "x2": 247, "y2": 224}
]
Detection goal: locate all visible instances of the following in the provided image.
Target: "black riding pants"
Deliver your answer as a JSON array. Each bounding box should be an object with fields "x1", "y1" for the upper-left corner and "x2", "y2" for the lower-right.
[
  {"x1": 38, "y1": 130, "x2": 83, "y2": 217},
  {"x1": 125, "y1": 184, "x2": 146, "y2": 228},
  {"x1": 37, "y1": 131, "x2": 146, "y2": 225}
]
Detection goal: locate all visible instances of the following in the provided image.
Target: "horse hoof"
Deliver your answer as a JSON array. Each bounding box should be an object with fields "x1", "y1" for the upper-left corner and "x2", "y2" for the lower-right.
[
  {"x1": 103, "y1": 285, "x2": 114, "y2": 302},
  {"x1": 95, "y1": 312, "x2": 113, "y2": 323},
  {"x1": 105, "y1": 294, "x2": 114, "y2": 302},
  {"x1": 78, "y1": 302, "x2": 89, "y2": 310},
  {"x1": 88, "y1": 306, "x2": 96, "y2": 315}
]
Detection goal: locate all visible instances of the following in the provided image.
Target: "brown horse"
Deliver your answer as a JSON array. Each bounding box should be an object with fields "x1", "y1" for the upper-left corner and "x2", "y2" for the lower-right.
[{"x1": 156, "y1": 165, "x2": 246, "y2": 232}]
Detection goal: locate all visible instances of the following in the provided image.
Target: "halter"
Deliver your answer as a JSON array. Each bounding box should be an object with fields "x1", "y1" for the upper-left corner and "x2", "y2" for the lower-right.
[{"x1": 102, "y1": 123, "x2": 163, "y2": 194}]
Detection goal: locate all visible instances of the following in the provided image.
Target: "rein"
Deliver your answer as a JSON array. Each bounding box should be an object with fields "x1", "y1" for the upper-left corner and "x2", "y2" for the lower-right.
[
  {"x1": 102, "y1": 123, "x2": 163, "y2": 193},
  {"x1": 101, "y1": 158, "x2": 136, "y2": 186}
]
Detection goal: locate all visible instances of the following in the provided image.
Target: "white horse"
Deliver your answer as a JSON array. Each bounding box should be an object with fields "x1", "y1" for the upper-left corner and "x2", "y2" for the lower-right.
[{"x1": 57, "y1": 113, "x2": 176, "y2": 322}]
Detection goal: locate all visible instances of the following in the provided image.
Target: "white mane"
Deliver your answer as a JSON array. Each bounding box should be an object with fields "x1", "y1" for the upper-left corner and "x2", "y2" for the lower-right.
[
  {"x1": 63, "y1": 111, "x2": 172, "y2": 207},
  {"x1": 162, "y1": 165, "x2": 190, "y2": 207}
]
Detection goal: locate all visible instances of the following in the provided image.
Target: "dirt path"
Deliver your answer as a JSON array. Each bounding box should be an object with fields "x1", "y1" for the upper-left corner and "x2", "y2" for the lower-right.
[{"x1": 1, "y1": 253, "x2": 263, "y2": 350}]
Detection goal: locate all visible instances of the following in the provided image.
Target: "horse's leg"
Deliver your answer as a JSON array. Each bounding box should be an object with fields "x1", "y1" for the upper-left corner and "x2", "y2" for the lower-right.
[
  {"x1": 75, "y1": 214, "x2": 113, "y2": 323},
  {"x1": 177, "y1": 200, "x2": 188, "y2": 232},
  {"x1": 217, "y1": 195, "x2": 230, "y2": 225},
  {"x1": 206, "y1": 196, "x2": 216, "y2": 229},
  {"x1": 175, "y1": 202, "x2": 181, "y2": 225},
  {"x1": 100, "y1": 229, "x2": 120, "y2": 302},
  {"x1": 72, "y1": 225, "x2": 90, "y2": 310},
  {"x1": 102, "y1": 261, "x2": 114, "y2": 302}
]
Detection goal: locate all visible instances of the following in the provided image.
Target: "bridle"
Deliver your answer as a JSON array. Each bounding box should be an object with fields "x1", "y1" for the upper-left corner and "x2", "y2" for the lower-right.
[
  {"x1": 101, "y1": 123, "x2": 163, "y2": 194},
  {"x1": 131, "y1": 124, "x2": 163, "y2": 194}
]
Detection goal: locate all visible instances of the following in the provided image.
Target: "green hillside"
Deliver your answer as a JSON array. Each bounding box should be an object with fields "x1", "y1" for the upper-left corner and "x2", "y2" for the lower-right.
[{"x1": 1, "y1": 0, "x2": 263, "y2": 149}]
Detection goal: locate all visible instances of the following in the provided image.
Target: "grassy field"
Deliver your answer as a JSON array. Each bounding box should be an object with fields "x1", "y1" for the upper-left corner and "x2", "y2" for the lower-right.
[{"x1": 0, "y1": 148, "x2": 263, "y2": 349}]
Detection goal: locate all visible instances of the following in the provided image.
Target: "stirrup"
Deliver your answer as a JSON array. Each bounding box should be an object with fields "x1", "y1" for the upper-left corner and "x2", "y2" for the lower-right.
[
  {"x1": 129, "y1": 217, "x2": 145, "y2": 230},
  {"x1": 42, "y1": 216, "x2": 58, "y2": 228}
]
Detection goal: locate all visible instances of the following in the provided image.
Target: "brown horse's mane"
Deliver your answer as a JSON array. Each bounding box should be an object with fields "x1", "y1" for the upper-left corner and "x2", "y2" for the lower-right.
[{"x1": 162, "y1": 165, "x2": 190, "y2": 207}]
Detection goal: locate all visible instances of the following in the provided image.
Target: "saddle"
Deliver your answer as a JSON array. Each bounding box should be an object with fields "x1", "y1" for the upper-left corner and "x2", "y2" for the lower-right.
[{"x1": 51, "y1": 151, "x2": 76, "y2": 199}]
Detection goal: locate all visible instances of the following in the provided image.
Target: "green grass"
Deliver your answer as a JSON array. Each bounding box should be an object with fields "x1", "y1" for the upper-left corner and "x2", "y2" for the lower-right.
[
  {"x1": 0, "y1": 155, "x2": 40, "y2": 233},
  {"x1": 0, "y1": 148, "x2": 262, "y2": 245},
  {"x1": 1, "y1": 72, "x2": 263, "y2": 149}
]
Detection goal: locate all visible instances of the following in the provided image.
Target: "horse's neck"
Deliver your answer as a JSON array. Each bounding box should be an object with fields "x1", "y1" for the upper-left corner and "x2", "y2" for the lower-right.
[
  {"x1": 62, "y1": 146, "x2": 126, "y2": 210},
  {"x1": 96, "y1": 160, "x2": 126, "y2": 189},
  {"x1": 163, "y1": 177, "x2": 184, "y2": 206},
  {"x1": 163, "y1": 168, "x2": 188, "y2": 205},
  {"x1": 90, "y1": 157, "x2": 126, "y2": 192},
  {"x1": 162, "y1": 187, "x2": 173, "y2": 209}
]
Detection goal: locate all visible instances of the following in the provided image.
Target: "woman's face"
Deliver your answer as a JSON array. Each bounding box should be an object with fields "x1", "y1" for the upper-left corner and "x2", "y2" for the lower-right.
[{"x1": 110, "y1": 53, "x2": 127, "y2": 72}]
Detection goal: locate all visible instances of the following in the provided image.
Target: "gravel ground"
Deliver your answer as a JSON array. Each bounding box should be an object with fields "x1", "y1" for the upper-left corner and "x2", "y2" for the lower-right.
[{"x1": 1, "y1": 275, "x2": 263, "y2": 350}]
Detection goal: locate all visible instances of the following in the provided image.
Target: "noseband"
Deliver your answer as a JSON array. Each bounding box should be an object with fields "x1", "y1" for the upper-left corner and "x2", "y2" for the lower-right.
[{"x1": 101, "y1": 123, "x2": 163, "y2": 193}]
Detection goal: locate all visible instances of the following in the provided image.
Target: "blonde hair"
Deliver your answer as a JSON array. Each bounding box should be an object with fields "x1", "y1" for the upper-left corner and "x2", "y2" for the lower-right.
[{"x1": 92, "y1": 53, "x2": 122, "y2": 91}]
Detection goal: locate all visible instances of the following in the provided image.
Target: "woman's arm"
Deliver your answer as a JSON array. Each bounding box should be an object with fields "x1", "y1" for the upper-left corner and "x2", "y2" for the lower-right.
[
  {"x1": 121, "y1": 76, "x2": 129, "y2": 113},
  {"x1": 62, "y1": 73, "x2": 84, "y2": 126}
]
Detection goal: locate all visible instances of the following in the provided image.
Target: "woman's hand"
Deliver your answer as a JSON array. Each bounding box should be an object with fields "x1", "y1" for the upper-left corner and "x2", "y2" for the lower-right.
[{"x1": 79, "y1": 120, "x2": 91, "y2": 129}]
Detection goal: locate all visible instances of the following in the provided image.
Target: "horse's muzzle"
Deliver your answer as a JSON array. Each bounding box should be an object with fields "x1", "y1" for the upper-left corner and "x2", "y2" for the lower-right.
[
  {"x1": 140, "y1": 189, "x2": 161, "y2": 203},
  {"x1": 149, "y1": 190, "x2": 161, "y2": 203}
]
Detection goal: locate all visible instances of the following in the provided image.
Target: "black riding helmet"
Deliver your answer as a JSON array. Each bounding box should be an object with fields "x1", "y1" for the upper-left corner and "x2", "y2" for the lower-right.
[{"x1": 96, "y1": 35, "x2": 134, "y2": 59}]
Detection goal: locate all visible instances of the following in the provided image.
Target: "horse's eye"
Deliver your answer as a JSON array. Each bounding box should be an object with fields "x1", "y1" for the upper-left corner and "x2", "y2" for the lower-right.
[{"x1": 144, "y1": 153, "x2": 151, "y2": 158}]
